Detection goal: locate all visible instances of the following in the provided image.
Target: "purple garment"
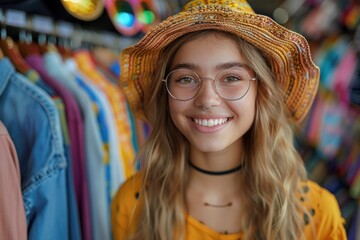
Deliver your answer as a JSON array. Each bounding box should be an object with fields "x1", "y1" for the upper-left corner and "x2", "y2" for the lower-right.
[
  {"x1": 25, "y1": 54, "x2": 91, "y2": 237},
  {"x1": 43, "y1": 52, "x2": 93, "y2": 240}
]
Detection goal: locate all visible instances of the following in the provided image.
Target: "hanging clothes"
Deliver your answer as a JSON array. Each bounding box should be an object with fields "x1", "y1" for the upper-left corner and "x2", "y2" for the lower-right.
[
  {"x1": 22, "y1": 49, "x2": 88, "y2": 217},
  {"x1": 0, "y1": 121, "x2": 27, "y2": 240},
  {"x1": 42, "y1": 47, "x2": 94, "y2": 240},
  {"x1": 74, "y1": 50, "x2": 136, "y2": 178},
  {"x1": 65, "y1": 57, "x2": 114, "y2": 240},
  {"x1": 0, "y1": 57, "x2": 79, "y2": 240}
]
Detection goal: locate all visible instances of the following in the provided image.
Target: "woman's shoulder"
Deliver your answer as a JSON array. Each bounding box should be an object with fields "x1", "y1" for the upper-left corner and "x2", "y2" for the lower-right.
[
  {"x1": 300, "y1": 180, "x2": 347, "y2": 239},
  {"x1": 114, "y1": 171, "x2": 143, "y2": 202},
  {"x1": 111, "y1": 172, "x2": 143, "y2": 239},
  {"x1": 111, "y1": 171, "x2": 143, "y2": 216},
  {"x1": 300, "y1": 180, "x2": 340, "y2": 211}
]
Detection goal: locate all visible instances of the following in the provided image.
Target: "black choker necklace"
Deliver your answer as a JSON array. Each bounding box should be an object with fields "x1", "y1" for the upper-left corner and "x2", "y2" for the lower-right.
[{"x1": 189, "y1": 161, "x2": 243, "y2": 176}]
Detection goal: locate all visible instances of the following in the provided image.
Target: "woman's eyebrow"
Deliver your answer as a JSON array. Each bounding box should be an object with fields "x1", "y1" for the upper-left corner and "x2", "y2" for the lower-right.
[
  {"x1": 215, "y1": 62, "x2": 250, "y2": 70},
  {"x1": 171, "y1": 62, "x2": 250, "y2": 71},
  {"x1": 171, "y1": 63, "x2": 198, "y2": 71}
]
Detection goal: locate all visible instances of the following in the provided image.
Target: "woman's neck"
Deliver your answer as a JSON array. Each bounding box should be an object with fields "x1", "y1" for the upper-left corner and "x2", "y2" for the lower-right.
[
  {"x1": 189, "y1": 147, "x2": 243, "y2": 176},
  {"x1": 189, "y1": 160, "x2": 243, "y2": 176},
  {"x1": 188, "y1": 158, "x2": 243, "y2": 191}
]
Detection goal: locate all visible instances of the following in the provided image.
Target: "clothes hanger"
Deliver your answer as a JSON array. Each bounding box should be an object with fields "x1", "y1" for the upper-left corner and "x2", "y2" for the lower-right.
[
  {"x1": 0, "y1": 10, "x2": 6, "y2": 61},
  {"x1": 17, "y1": 42, "x2": 41, "y2": 58},
  {"x1": 36, "y1": 34, "x2": 59, "y2": 55},
  {"x1": 0, "y1": 9, "x2": 32, "y2": 73},
  {"x1": 40, "y1": 43, "x2": 58, "y2": 55},
  {"x1": 0, "y1": 36, "x2": 31, "y2": 74},
  {"x1": 52, "y1": 35, "x2": 73, "y2": 60},
  {"x1": 0, "y1": 47, "x2": 4, "y2": 60},
  {"x1": 57, "y1": 43, "x2": 73, "y2": 60},
  {"x1": 15, "y1": 30, "x2": 41, "y2": 58},
  {"x1": 0, "y1": 7, "x2": 33, "y2": 73}
]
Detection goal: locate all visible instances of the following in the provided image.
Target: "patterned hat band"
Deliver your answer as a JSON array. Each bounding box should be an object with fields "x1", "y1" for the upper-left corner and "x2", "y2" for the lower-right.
[{"x1": 120, "y1": 0, "x2": 320, "y2": 123}]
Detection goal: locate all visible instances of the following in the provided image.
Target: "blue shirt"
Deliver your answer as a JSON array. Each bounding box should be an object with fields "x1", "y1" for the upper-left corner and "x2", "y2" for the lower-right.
[
  {"x1": 0, "y1": 57, "x2": 72, "y2": 239},
  {"x1": 24, "y1": 60, "x2": 82, "y2": 240}
]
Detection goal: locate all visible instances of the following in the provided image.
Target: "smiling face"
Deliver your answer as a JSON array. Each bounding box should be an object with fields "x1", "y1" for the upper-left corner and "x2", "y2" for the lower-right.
[{"x1": 168, "y1": 32, "x2": 258, "y2": 157}]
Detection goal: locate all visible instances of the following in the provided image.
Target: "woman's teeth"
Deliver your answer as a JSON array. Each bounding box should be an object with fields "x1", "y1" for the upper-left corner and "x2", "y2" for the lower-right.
[{"x1": 193, "y1": 118, "x2": 228, "y2": 127}]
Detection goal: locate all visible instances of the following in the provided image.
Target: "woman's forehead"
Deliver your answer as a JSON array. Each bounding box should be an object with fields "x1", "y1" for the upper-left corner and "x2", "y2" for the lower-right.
[{"x1": 171, "y1": 34, "x2": 248, "y2": 73}]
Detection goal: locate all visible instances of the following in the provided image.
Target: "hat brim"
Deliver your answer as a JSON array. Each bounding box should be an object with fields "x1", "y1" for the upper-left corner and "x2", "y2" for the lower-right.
[{"x1": 120, "y1": 9, "x2": 319, "y2": 123}]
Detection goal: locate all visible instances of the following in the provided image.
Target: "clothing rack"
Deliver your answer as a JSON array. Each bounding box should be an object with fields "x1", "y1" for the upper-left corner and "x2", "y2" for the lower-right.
[
  {"x1": 0, "y1": 8, "x2": 138, "y2": 53},
  {"x1": 291, "y1": 0, "x2": 360, "y2": 239},
  {"x1": 0, "y1": 5, "x2": 148, "y2": 239}
]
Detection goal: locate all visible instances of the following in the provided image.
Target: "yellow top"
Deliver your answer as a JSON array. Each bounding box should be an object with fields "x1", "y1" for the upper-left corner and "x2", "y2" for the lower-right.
[{"x1": 111, "y1": 172, "x2": 347, "y2": 240}]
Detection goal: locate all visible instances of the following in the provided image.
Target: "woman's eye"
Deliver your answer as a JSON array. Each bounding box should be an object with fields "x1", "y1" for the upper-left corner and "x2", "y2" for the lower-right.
[
  {"x1": 176, "y1": 77, "x2": 197, "y2": 84},
  {"x1": 223, "y1": 75, "x2": 242, "y2": 82}
]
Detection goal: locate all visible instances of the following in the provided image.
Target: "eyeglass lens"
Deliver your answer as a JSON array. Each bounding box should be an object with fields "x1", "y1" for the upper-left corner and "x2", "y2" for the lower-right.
[{"x1": 165, "y1": 68, "x2": 253, "y2": 101}]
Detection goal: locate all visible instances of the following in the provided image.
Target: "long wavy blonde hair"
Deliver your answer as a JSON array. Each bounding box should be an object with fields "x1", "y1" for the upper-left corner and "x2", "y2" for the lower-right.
[{"x1": 131, "y1": 30, "x2": 309, "y2": 240}]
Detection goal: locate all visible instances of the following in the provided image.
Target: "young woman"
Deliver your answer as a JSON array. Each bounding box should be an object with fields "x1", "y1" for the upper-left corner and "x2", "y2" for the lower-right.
[{"x1": 112, "y1": 0, "x2": 347, "y2": 239}]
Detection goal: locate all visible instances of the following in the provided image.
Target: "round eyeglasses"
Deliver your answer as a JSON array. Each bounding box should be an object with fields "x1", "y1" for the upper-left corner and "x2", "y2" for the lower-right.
[{"x1": 162, "y1": 67, "x2": 257, "y2": 101}]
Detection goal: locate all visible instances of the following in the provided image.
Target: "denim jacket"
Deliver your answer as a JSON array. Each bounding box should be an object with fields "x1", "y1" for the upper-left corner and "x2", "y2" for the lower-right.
[{"x1": 0, "y1": 57, "x2": 75, "y2": 239}]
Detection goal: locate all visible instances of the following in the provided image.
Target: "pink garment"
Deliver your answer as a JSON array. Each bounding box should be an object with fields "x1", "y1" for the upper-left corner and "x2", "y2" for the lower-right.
[
  {"x1": 333, "y1": 48, "x2": 357, "y2": 104},
  {"x1": 0, "y1": 121, "x2": 27, "y2": 240}
]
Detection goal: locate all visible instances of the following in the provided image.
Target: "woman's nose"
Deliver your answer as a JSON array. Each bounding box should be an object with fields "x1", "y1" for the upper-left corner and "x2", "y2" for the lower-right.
[{"x1": 194, "y1": 78, "x2": 221, "y2": 107}]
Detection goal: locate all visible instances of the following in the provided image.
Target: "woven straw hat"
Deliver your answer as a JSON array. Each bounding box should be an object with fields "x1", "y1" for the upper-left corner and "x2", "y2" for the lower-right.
[{"x1": 120, "y1": 0, "x2": 320, "y2": 123}]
